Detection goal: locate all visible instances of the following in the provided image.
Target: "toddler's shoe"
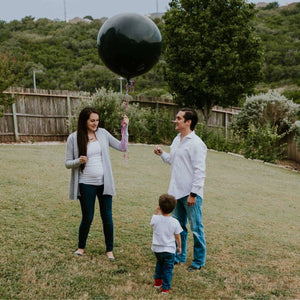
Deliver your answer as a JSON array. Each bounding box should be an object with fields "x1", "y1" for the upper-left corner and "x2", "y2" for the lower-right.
[
  {"x1": 162, "y1": 289, "x2": 170, "y2": 294},
  {"x1": 154, "y1": 278, "x2": 162, "y2": 288}
]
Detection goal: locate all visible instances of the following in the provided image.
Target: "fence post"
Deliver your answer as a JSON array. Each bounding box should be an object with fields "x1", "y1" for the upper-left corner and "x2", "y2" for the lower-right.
[
  {"x1": 12, "y1": 101, "x2": 19, "y2": 142},
  {"x1": 225, "y1": 112, "x2": 228, "y2": 140},
  {"x1": 67, "y1": 96, "x2": 71, "y2": 133}
]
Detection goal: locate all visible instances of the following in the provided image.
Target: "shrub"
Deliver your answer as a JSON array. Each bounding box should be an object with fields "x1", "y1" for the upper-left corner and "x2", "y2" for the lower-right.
[
  {"x1": 196, "y1": 124, "x2": 227, "y2": 152},
  {"x1": 68, "y1": 87, "x2": 175, "y2": 144},
  {"x1": 232, "y1": 91, "x2": 299, "y2": 136},
  {"x1": 196, "y1": 124, "x2": 241, "y2": 154},
  {"x1": 230, "y1": 91, "x2": 299, "y2": 161},
  {"x1": 238, "y1": 124, "x2": 287, "y2": 162},
  {"x1": 136, "y1": 88, "x2": 172, "y2": 100},
  {"x1": 282, "y1": 89, "x2": 300, "y2": 105}
]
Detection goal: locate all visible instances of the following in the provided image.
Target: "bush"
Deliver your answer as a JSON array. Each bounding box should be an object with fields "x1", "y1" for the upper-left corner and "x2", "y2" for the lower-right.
[
  {"x1": 282, "y1": 89, "x2": 300, "y2": 105},
  {"x1": 238, "y1": 124, "x2": 286, "y2": 162},
  {"x1": 230, "y1": 91, "x2": 299, "y2": 161},
  {"x1": 232, "y1": 91, "x2": 299, "y2": 136},
  {"x1": 136, "y1": 88, "x2": 172, "y2": 100},
  {"x1": 195, "y1": 122, "x2": 285, "y2": 163},
  {"x1": 68, "y1": 87, "x2": 175, "y2": 144},
  {"x1": 195, "y1": 124, "x2": 242, "y2": 155}
]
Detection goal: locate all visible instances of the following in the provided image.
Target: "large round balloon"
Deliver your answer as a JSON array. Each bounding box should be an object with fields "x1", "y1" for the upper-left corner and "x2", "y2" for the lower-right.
[{"x1": 97, "y1": 13, "x2": 162, "y2": 81}]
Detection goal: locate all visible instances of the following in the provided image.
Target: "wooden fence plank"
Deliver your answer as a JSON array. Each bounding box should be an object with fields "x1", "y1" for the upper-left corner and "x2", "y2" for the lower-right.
[{"x1": 12, "y1": 102, "x2": 19, "y2": 141}]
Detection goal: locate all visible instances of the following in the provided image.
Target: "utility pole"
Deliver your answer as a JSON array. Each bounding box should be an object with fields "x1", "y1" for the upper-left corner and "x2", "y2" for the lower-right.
[
  {"x1": 156, "y1": 0, "x2": 159, "y2": 12},
  {"x1": 63, "y1": 0, "x2": 67, "y2": 22},
  {"x1": 119, "y1": 77, "x2": 124, "y2": 94}
]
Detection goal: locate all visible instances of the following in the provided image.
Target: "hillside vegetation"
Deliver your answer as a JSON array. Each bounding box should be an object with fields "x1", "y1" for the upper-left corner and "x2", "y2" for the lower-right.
[
  {"x1": 0, "y1": 4, "x2": 300, "y2": 102},
  {"x1": 255, "y1": 3, "x2": 300, "y2": 103}
]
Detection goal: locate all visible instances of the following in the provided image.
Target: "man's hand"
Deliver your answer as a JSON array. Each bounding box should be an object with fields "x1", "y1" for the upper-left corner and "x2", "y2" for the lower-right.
[
  {"x1": 187, "y1": 195, "x2": 196, "y2": 206},
  {"x1": 154, "y1": 145, "x2": 163, "y2": 156}
]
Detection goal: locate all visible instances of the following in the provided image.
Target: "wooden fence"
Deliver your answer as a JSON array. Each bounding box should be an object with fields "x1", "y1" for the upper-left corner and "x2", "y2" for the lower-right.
[
  {"x1": 287, "y1": 134, "x2": 300, "y2": 163},
  {"x1": 0, "y1": 87, "x2": 89, "y2": 143},
  {"x1": 0, "y1": 87, "x2": 239, "y2": 143}
]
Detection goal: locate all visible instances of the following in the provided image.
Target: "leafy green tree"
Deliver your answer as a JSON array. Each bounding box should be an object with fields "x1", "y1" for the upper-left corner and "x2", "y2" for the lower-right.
[
  {"x1": 0, "y1": 51, "x2": 27, "y2": 115},
  {"x1": 84, "y1": 16, "x2": 94, "y2": 21},
  {"x1": 261, "y1": 2, "x2": 279, "y2": 10},
  {"x1": 75, "y1": 64, "x2": 119, "y2": 92},
  {"x1": 163, "y1": 0, "x2": 263, "y2": 122}
]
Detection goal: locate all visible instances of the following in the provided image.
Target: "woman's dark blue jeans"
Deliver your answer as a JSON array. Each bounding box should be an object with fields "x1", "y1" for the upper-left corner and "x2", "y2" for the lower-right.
[{"x1": 78, "y1": 184, "x2": 113, "y2": 252}]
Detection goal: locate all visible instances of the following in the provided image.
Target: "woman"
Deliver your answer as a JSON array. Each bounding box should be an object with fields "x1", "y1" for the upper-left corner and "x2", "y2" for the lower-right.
[{"x1": 65, "y1": 107, "x2": 129, "y2": 260}]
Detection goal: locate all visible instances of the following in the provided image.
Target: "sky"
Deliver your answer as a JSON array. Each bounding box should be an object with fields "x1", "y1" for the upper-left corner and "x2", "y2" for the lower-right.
[{"x1": 0, "y1": 0, "x2": 299, "y2": 22}]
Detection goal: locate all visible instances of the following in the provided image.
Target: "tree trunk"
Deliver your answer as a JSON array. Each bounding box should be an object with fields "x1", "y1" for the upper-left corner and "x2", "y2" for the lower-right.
[{"x1": 201, "y1": 104, "x2": 212, "y2": 126}]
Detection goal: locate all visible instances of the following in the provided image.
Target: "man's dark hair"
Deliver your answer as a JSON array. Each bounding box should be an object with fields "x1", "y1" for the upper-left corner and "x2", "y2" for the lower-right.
[
  {"x1": 159, "y1": 194, "x2": 177, "y2": 214},
  {"x1": 180, "y1": 107, "x2": 198, "y2": 130}
]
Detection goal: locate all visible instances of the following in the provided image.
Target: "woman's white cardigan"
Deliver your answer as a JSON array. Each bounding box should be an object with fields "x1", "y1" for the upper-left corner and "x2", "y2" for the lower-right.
[{"x1": 65, "y1": 127, "x2": 128, "y2": 200}]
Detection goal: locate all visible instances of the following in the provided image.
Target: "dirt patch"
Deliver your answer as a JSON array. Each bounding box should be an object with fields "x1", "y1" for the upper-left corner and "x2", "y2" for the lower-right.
[{"x1": 276, "y1": 159, "x2": 300, "y2": 171}]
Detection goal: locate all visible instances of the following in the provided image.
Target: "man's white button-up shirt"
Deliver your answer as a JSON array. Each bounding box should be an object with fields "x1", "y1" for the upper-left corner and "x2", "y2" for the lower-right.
[{"x1": 160, "y1": 131, "x2": 207, "y2": 199}]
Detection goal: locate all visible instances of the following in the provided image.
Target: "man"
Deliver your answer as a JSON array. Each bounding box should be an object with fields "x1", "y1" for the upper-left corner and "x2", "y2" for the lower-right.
[{"x1": 154, "y1": 107, "x2": 207, "y2": 272}]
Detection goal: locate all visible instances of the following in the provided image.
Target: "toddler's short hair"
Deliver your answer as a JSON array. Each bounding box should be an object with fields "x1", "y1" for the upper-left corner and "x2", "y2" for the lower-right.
[{"x1": 159, "y1": 194, "x2": 177, "y2": 214}]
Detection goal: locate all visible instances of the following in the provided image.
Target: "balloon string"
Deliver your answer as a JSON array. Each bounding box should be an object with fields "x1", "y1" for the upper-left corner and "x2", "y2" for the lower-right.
[{"x1": 120, "y1": 80, "x2": 134, "y2": 162}]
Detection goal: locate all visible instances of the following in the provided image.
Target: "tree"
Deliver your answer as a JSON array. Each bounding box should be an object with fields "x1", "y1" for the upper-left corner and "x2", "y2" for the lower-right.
[
  {"x1": 83, "y1": 16, "x2": 93, "y2": 21},
  {"x1": 0, "y1": 51, "x2": 27, "y2": 116},
  {"x1": 163, "y1": 0, "x2": 263, "y2": 122},
  {"x1": 262, "y1": 2, "x2": 279, "y2": 10}
]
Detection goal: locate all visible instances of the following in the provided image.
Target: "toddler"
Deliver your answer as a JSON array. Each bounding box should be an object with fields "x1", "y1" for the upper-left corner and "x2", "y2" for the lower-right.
[{"x1": 150, "y1": 194, "x2": 183, "y2": 294}]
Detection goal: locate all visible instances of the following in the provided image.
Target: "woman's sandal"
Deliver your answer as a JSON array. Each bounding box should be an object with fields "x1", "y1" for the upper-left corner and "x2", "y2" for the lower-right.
[
  {"x1": 74, "y1": 250, "x2": 83, "y2": 256},
  {"x1": 106, "y1": 252, "x2": 115, "y2": 261}
]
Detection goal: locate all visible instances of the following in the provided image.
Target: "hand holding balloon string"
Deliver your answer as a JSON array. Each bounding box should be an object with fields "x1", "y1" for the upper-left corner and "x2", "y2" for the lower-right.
[{"x1": 120, "y1": 81, "x2": 133, "y2": 156}]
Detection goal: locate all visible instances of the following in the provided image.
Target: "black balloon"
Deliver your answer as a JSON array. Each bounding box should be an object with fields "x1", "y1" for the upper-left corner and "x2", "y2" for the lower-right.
[{"x1": 97, "y1": 13, "x2": 162, "y2": 81}]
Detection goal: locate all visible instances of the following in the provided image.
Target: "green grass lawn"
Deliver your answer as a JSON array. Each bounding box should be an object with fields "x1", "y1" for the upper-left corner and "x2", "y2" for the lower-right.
[{"x1": 0, "y1": 144, "x2": 299, "y2": 299}]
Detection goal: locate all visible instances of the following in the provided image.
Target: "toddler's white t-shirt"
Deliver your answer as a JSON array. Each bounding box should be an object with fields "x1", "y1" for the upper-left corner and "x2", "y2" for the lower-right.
[{"x1": 150, "y1": 215, "x2": 183, "y2": 254}]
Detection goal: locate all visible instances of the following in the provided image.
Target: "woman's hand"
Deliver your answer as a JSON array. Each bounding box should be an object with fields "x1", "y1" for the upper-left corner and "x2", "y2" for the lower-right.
[
  {"x1": 122, "y1": 115, "x2": 129, "y2": 126},
  {"x1": 79, "y1": 156, "x2": 88, "y2": 164}
]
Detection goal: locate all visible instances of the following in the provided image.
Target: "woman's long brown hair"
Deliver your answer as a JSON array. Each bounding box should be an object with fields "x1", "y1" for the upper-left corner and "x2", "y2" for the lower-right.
[{"x1": 77, "y1": 107, "x2": 100, "y2": 172}]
